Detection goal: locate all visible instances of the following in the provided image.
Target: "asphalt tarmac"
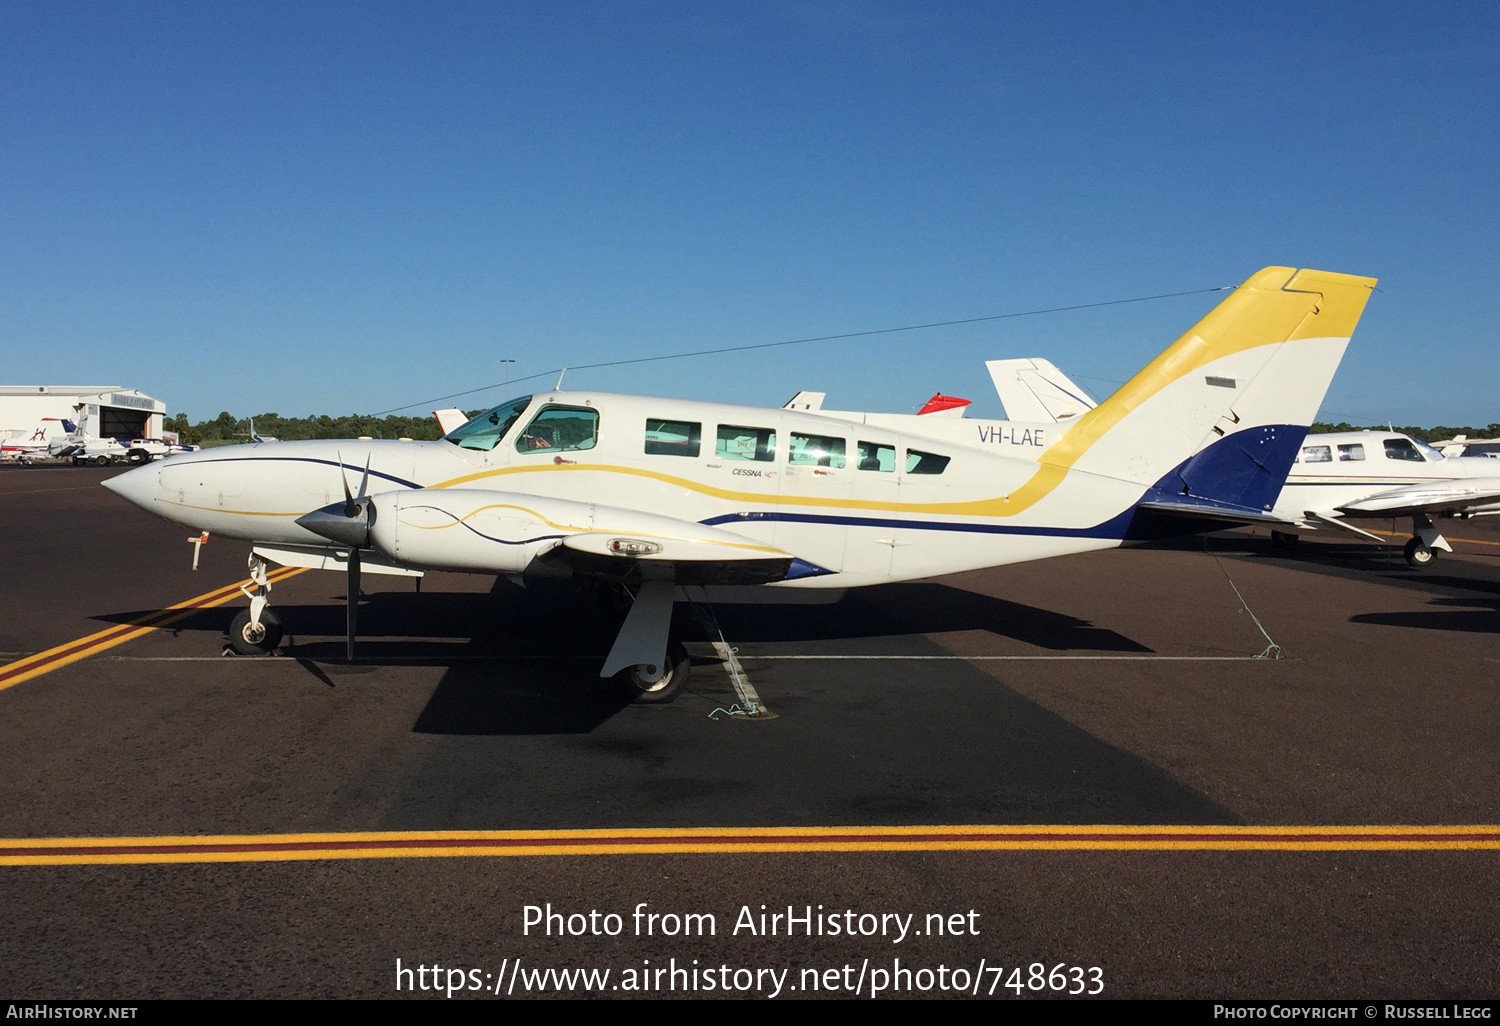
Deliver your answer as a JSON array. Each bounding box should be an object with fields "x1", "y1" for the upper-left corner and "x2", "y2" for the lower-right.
[{"x1": 1, "y1": 464, "x2": 1496, "y2": 999}]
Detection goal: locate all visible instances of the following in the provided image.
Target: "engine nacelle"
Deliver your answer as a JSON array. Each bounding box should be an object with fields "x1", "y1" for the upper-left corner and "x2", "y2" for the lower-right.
[
  {"x1": 367, "y1": 489, "x2": 588, "y2": 574},
  {"x1": 367, "y1": 488, "x2": 797, "y2": 579}
]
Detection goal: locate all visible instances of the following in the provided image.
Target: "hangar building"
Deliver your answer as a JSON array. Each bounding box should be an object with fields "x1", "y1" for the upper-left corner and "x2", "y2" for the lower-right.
[{"x1": 0, "y1": 385, "x2": 168, "y2": 444}]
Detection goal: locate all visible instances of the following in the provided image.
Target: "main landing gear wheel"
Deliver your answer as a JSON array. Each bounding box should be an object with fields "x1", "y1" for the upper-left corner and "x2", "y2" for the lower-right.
[
  {"x1": 228, "y1": 607, "x2": 284, "y2": 655},
  {"x1": 1404, "y1": 537, "x2": 1435, "y2": 568},
  {"x1": 614, "y1": 641, "x2": 690, "y2": 704}
]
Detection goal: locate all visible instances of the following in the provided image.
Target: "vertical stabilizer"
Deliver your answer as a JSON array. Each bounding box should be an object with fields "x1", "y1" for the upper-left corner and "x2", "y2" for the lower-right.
[
  {"x1": 1044, "y1": 267, "x2": 1377, "y2": 512},
  {"x1": 986, "y1": 358, "x2": 1097, "y2": 423}
]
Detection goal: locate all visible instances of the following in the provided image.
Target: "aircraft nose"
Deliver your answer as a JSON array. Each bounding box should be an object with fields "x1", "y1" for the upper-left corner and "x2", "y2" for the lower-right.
[{"x1": 101, "y1": 462, "x2": 162, "y2": 512}]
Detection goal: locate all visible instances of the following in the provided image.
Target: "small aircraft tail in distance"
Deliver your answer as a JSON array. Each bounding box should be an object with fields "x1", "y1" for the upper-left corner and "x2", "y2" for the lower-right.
[
  {"x1": 917, "y1": 394, "x2": 972, "y2": 418},
  {"x1": 433, "y1": 408, "x2": 469, "y2": 435},
  {"x1": 249, "y1": 418, "x2": 278, "y2": 443},
  {"x1": 986, "y1": 358, "x2": 1096, "y2": 423},
  {"x1": 781, "y1": 391, "x2": 826, "y2": 412},
  {"x1": 1053, "y1": 267, "x2": 1377, "y2": 525}
]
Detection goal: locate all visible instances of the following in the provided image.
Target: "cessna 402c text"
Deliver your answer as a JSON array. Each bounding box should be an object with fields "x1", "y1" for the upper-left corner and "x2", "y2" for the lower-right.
[{"x1": 103, "y1": 267, "x2": 1375, "y2": 701}]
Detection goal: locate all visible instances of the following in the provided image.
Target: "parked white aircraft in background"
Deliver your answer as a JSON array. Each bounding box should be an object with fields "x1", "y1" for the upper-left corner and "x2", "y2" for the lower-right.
[
  {"x1": 102, "y1": 266, "x2": 1376, "y2": 701},
  {"x1": 1264, "y1": 431, "x2": 1500, "y2": 566},
  {"x1": 1, "y1": 418, "x2": 75, "y2": 462}
]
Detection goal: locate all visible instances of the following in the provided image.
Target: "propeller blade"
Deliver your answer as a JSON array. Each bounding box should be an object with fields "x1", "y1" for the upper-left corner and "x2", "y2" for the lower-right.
[
  {"x1": 358, "y1": 455, "x2": 371, "y2": 501},
  {"x1": 346, "y1": 546, "x2": 360, "y2": 662},
  {"x1": 339, "y1": 451, "x2": 357, "y2": 517}
]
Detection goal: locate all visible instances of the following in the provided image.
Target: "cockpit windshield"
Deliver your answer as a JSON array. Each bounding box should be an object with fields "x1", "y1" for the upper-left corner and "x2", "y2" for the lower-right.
[
  {"x1": 443, "y1": 396, "x2": 533, "y2": 451},
  {"x1": 1413, "y1": 438, "x2": 1446, "y2": 462}
]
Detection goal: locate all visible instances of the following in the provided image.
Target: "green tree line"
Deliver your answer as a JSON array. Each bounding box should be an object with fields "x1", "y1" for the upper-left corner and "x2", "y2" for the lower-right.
[{"x1": 163, "y1": 411, "x2": 484, "y2": 446}]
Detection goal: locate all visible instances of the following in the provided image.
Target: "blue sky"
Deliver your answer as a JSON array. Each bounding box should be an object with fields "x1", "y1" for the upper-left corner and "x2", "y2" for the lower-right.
[{"x1": 3, "y1": 1, "x2": 1497, "y2": 425}]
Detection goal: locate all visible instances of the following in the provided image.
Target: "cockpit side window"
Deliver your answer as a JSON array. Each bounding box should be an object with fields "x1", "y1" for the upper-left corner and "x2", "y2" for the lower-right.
[
  {"x1": 444, "y1": 396, "x2": 532, "y2": 452},
  {"x1": 1383, "y1": 438, "x2": 1424, "y2": 462},
  {"x1": 517, "y1": 406, "x2": 599, "y2": 453}
]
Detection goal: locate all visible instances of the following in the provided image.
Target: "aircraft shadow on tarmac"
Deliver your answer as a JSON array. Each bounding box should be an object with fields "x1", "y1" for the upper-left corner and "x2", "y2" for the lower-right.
[
  {"x1": 93, "y1": 576, "x2": 1149, "y2": 658},
  {"x1": 91, "y1": 575, "x2": 1153, "y2": 738},
  {"x1": 1349, "y1": 593, "x2": 1500, "y2": 634},
  {"x1": 89, "y1": 579, "x2": 1240, "y2": 823}
]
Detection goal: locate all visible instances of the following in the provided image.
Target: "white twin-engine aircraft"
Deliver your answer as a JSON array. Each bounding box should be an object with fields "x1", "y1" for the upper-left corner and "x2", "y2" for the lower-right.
[{"x1": 103, "y1": 266, "x2": 1375, "y2": 701}]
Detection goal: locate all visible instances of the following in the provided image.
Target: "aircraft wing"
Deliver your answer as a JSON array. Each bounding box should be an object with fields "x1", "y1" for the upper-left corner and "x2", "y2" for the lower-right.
[{"x1": 1335, "y1": 478, "x2": 1500, "y2": 518}]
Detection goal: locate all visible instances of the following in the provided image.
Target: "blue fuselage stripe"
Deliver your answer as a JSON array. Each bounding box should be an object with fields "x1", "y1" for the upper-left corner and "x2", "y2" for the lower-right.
[
  {"x1": 700, "y1": 509, "x2": 1137, "y2": 539},
  {"x1": 179, "y1": 456, "x2": 422, "y2": 490}
]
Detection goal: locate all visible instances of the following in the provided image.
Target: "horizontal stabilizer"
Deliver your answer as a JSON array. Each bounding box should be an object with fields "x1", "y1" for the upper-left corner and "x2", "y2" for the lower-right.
[{"x1": 1135, "y1": 499, "x2": 1287, "y2": 526}]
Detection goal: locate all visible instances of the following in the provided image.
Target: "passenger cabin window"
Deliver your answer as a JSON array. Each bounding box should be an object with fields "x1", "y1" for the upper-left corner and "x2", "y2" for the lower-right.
[
  {"x1": 1337, "y1": 443, "x2": 1365, "y2": 461},
  {"x1": 905, "y1": 449, "x2": 951, "y2": 475},
  {"x1": 789, "y1": 432, "x2": 846, "y2": 468},
  {"x1": 858, "y1": 441, "x2": 895, "y2": 472},
  {"x1": 1301, "y1": 445, "x2": 1332, "y2": 463},
  {"x1": 644, "y1": 418, "x2": 700, "y2": 457},
  {"x1": 716, "y1": 425, "x2": 776, "y2": 462},
  {"x1": 1383, "y1": 438, "x2": 1424, "y2": 462},
  {"x1": 444, "y1": 396, "x2": 532, "y2": 452},
  {"x1": 517, "y1": 405, "x2": 598, "y2": 453}
]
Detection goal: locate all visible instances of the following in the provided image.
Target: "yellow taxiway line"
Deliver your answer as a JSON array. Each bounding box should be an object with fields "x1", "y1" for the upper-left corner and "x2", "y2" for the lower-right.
[
  {"x1": 0, "y1": 567, "x2": 307, "y2": 692},
  {"x1": 2, "y1": 825, "x2": 1498, "y2": 865},
  {"x1": 1362, "y1": 527, "x2": 1500, "y2": 549}
]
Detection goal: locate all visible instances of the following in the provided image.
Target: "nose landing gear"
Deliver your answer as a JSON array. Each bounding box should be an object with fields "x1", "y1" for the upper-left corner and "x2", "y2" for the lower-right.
[{"x1": 227, "y1": 553, "x2": 284, "y2": 655}]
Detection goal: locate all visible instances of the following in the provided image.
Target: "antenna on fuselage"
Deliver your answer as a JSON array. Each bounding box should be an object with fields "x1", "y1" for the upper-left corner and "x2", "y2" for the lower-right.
[{"x1": 555, "y1": 368, "x2": 567, "y2": 391}]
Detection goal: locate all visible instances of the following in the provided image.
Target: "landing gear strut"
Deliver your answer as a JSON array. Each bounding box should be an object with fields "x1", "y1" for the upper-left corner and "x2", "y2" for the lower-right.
[
  {"x1": 601, "y1": 580, "x2": 689, "y2": 703},
  {"x1": 228, "y1": 553, "x2": 283, "y2": 655},
  {"x1": 1405, "y1": 513, "x2": 1451, "y2": 569}
]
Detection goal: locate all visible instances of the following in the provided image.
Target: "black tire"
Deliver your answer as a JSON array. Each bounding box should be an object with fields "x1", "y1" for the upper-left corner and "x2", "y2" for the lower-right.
[
  {"x1": 1404, "y1": 537, "x2": 1435, "y2": 568},
  {"x1": 614, "y1": 641, "x2": 690, "y2": 704},
  {"x1": 228, "y1": 608, "x2": 284, "y2": 655},
  {"x1": 1270, "y1": 530, "x2": 1299, "y2": 548},
  {"x1": 126, "y1": 448, "x2": 149, "y2": 464},
  {"x1": 93, "y1": 455, "x2": 109, "y2": 466}
]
